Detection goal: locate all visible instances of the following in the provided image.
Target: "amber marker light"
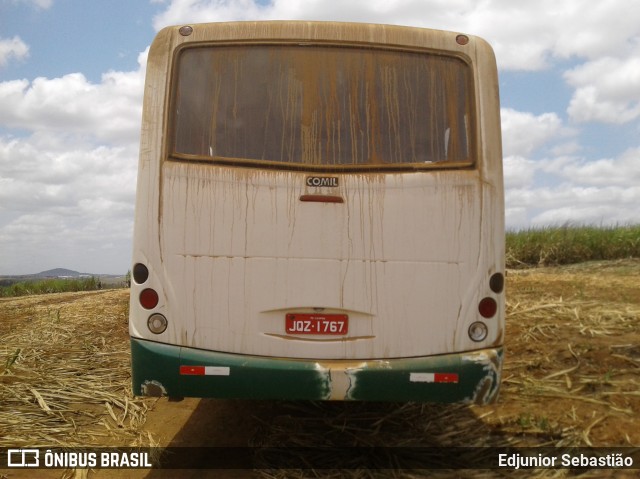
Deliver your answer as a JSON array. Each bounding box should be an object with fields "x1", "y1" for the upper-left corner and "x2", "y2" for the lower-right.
[
  {"x1": 179, "y1": 25, "x2": 193, "y2": 36},
  {"x1": 456, "y1": 34, "x2": 469, "y2": 46}
]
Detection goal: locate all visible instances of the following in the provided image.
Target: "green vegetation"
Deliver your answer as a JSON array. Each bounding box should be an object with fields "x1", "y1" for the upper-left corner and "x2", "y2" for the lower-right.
[
  {"x1": 0, "y1": 276, "x2": 101, "y2": 298},
  {"x1": 506, "y1": 224, "x2": 640, "y2": 268}
]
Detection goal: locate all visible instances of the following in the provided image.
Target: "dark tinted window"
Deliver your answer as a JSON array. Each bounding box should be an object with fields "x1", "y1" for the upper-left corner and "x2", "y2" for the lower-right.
[{"x1": 172, "y1": 44, "x2": 474, "y2": 168}]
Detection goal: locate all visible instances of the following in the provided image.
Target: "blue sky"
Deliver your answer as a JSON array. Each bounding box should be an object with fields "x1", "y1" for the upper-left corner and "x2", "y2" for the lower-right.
[
  {"x1": 1, "y1": 0, "x2": 156, "y2": 81},
  {"x1": 1, "y1": 0, "x2": 639, "y2": 274}
]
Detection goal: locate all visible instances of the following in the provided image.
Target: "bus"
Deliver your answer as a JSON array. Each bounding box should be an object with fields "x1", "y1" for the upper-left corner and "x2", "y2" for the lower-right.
[{"x1": 129, "y1": 21, "x2": 504, "y2": 404}]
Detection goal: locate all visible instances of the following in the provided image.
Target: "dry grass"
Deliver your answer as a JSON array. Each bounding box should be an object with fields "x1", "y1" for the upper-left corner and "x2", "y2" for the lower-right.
[{"x1": 0, "y1": 290, "x2": 155, "y2": 449}]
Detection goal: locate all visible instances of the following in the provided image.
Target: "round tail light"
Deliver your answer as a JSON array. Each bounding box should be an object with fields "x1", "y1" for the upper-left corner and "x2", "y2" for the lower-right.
[
  {"x1": 140, "y1": 288, "x2": 159, "y2": 310},
  {"x1": 469, "y1": 322, "x2": 488, "y2": 342},
  {"x1": 148, "y1": 314, "x2": 168, "y2": 334},
  {"x1": 133, "y1": 263, "x2": 149, "y2": 284},
  {"x1": 478, "y1": 297, "x2": 497, "y2": 318},
  {"x1": 490, "y1": 272, "x2": 504, "y2": 293}
]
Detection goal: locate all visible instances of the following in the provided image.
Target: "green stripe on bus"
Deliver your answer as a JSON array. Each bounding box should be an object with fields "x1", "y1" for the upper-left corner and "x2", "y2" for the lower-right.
[{"x1": 131, "y1": 338, "x2": 502, "y2": 403}]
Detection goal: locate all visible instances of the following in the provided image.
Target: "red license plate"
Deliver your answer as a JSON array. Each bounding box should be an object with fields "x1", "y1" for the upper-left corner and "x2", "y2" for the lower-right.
[{"x1": 285, "y1": 313, "x2": 348, "y2": 335}]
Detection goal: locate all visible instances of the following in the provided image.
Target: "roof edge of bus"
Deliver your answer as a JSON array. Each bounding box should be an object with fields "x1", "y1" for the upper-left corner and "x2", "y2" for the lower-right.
[
  {"x1": 155, "y1": 20, "x2": 492, "y2": 50},
  {"x1": 159, "y1": 19, "x2": 472, "y2": 33}
]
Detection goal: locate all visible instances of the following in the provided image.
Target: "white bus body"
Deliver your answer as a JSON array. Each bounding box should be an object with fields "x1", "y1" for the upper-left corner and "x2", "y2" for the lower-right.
[{"x1": 129, "y1": 21, "x2": 504, "y2": 403}]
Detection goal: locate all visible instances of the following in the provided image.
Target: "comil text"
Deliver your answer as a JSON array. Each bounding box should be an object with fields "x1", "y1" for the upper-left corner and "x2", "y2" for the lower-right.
[{"x1": 306, "y1": 176, "x2": 339, "y2": 187}]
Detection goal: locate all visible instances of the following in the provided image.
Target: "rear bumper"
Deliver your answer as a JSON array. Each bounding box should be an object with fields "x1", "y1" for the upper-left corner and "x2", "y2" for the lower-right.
[{"x1": 131, "y1": 338, "x2": 502, "y2": 404}]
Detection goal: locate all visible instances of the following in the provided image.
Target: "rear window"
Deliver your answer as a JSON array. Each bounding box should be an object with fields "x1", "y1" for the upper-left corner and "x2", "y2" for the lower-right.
[{"x1": 170, "y1": 44, "x2": 475, "y2": 169}]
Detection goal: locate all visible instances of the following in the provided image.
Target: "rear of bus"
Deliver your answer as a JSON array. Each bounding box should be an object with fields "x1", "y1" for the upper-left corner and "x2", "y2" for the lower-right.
[{"x1": 129, "y1": 21, "x2": 504, "y2": 403}]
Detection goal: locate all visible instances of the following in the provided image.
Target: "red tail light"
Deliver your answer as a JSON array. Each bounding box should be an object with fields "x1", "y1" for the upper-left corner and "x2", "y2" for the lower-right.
[
  {"x1": 478, "y1": 297, "x2": 497, "y2": 318},
  {"x1": 140, "y1": 288, "x2": 159, "y2": 309}
]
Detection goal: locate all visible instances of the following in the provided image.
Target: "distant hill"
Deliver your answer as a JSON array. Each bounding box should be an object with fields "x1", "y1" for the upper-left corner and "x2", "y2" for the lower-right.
[
  {"x1": 35, "y1": 268, "x2": 91, "y2": 278},
  {"x1": 0, "y1": 269, "x2": 125, "y2": 283},
  {"x1": 0, "y1": 268, "x2": 128, "y2": 290}
]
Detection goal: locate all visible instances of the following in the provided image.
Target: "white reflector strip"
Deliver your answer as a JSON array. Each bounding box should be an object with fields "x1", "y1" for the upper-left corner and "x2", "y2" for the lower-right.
[
  {"x1": 410, "y1": 372, "x2": 459, "y2": 383},
  {"x1": 180, "y1": 365, "x2": 230, "y2": 376},
  {"x1": 410, "y1": 373, "x2": 435, "y2": 383}
]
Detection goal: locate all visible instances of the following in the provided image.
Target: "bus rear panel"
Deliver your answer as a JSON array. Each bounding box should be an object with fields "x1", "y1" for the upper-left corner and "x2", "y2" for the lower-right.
[{"x1": 129, "y1": 21, "x2": 504, "y2": 403}]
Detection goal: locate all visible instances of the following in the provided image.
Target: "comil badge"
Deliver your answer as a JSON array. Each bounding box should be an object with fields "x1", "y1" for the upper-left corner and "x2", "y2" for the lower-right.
[{"x1": 306, "y1": 176, "x2": 339, "y2": 187}]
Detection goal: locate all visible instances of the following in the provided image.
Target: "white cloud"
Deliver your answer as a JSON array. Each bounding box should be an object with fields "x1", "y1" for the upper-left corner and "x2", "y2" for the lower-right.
[
  {"x1": 500, "y1": 107, "x2": 640, "y2": 229},
  {"x1": 500, "y1": 108, "x2": 569, "y2": 158},
  {"x1": 540, "y1": 148, "x2": 640, "y2": 188},
  {"x1": 0, "y1": 48, "x2": 147, "y2": 143},
  {"x1": 0, "y1": 133, "x2": 137, "y2": 274},
  {"x1": 506, "y1": 182, "x2": 640, "y2": 229},
  {"x1": 530, "y1": 185, "x2": 640, "y2": 226},
  {"x1": 503, "y1": 155, "x2": 536, "y2": 190},
  {"x1": 0, "y1": 36, "x2": 29, "y2": 68},
  {"x1": 152, "y1": 0, "x2": 268, "y2": 29},
  {"x1": 0, "y1": 49, "x2": 147, "y2": 274},
  {"x1": 565, "y1": 52, "x2": 640, "y2": 124},
  {"x1": 504, "y1": 148, "x2": 640, "y2": 229},
  {"x1": 550, "y1": 2, "x2": 640, "y2": 61}
]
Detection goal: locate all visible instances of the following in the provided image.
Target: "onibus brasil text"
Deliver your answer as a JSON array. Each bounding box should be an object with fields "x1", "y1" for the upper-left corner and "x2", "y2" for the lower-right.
[{"x1": 7, "y1": 449, "x2": 152, "y2": 468}]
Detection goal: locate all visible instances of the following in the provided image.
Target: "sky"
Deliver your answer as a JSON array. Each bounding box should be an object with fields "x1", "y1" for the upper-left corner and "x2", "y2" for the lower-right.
[{"x1": 1, "y1": 0, "x2": 639, "y2": 275}]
